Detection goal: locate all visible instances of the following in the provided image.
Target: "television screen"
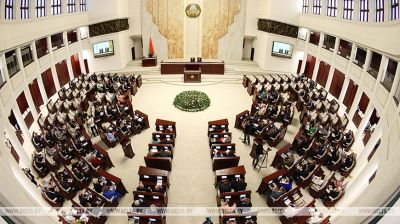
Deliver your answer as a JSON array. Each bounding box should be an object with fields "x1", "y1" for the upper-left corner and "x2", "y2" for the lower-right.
[
  {"x1": 92, "y1": 40, "x2": 114, "y2": 58},
  {"x1": 271, "y1": 41, "x2": 293, "y2": 59}
]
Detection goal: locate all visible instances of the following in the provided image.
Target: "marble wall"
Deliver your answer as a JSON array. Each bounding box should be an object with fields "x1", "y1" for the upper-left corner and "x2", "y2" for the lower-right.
[{"x1": 142, "y1": 0, "x2": 244, "y2": 60}]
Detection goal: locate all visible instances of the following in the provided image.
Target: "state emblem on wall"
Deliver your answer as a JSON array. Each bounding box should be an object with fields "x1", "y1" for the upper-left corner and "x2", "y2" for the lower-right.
[{"x1": 185, "y1": 3, "x2": 201, "y2": 18}]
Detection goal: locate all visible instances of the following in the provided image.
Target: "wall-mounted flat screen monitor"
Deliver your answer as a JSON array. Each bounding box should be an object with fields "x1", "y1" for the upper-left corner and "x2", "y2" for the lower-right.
[
  {"x1": 271, "y1": 41, "x2": 293, "y2": 59},
  {"x1": 92, "y1": 40, "x2": 114, "y2": 58}
]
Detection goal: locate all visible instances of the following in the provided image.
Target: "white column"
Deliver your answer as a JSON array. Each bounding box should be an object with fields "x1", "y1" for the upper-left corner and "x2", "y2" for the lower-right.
[
  {"x1": 357, "y1": 127, "x2": 381, "y2": 161},
  {"x1": 15, "y1": 0, "x2": 21, "y2": 20},
  {"x1": 384, "y1": 66, "x2": 400, "y2": 109},
  {"x1": 361, "y1": 49, "x2": 373, "y2": 81},
  {"x1": 368, "y1": 0, "x2": 374, "y2": 22},
  {"x1": 24, "y1": 89, "x2": 39, "y2": 120},
  {"x1": 338, "y1": 77, "x2": 351, "y2": 103},
  {"x1": 47, "y1": 0, "x2": 52, "y2": 16},
  {"x1": 321, "y1": 0, "x2": 327, "y2": 16},
  {"x1": 300, "y1": 53, "x2": 308, "y2": 75},
  {"x1": 15, "y1": 47, "x2": 27, "y2": 82},
  {"x1": 373, "y1": 56, "x2": 389, "y2": 92},
  {"x1": 62, "y1": 0, "x2": 68, "y2": 14},
  {"x1": 77, "y1": 52, "x2": 86, "y2": 74},
  {"x1": 384, "y1": 0, "x2": 390, "y2": 22},
  {"x1": 63, "y1": 31, "x2": 75, "y2": 80},
  {"x1": 353, "y1": 0, "x2": 360, "y2": 21},
  {"x1": 312, "y1": 59, "x2": 321, "y2": 81},
  {"x1": 5, "y1": 123, "x2": 30, "y2": 167},
  {"x1": 325, "y1": 66, "x2": 335, "y2": 90},
  {"x1": 337, "y1": 0, "x2": 343, "y2": 19},
  {"x1": 37, "y1": 74, "x2": 49, "y2": 102},
  {"x1": 354, "y1": 104, "x2": 375, "y2": 144},
  {"x1": 76, "y1": 29, "x2": 87, "y2": 74},
  {"x1": 51, "y1": 65, "x2": 61, "y2": 90},
  {"x1": 348, "y1": 88, "x2": 363, "y2": 121},
  {"x1": 12, "y1": 106, "x2": 32, "y2": 140},
  {"x1": 30, "y1": 0, "x2": 36, "y2": 19},
  {"x1": 0, "y1": 54, "x2": 11, "y2": 82}
]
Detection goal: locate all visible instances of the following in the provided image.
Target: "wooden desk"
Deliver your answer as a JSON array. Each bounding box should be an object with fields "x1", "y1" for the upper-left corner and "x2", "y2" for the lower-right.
[
  {"x1": 257, "y1": 169, "x2": 288, "y2": 194},
  {"x1": 219, "y1": 211, "x2": 258, "y2": 224},
  {"x1": 235, "y1": 110, "x2": 250, "y2": 129},
  {"x1": 138, "y1": 166, "x2": 169, "y2": 187},
  {"x1": 144, "y1": 156, "x2": 172, "y2": 171},
  {"x1": 184, "y1": 69, "x2": 201, "y2": 83},
  {"x1": 133, "y1": 191, "x2": 168, "y2": 207},
  {"x1": 217, "y1": 190, "x2": 252, "y2": 206},
  {"x1": 97, "y1": 169, "x2": 128, "y2": 195},
  {"x1": 271, "y1": 143, "x2": 292, "y2": 168},
  {"x1": 161, "y1": 61, "x2": 224, "y2": 75},
  {"x1": 142, "y1": 57, "x2": 157, "y2": 67},
  {"x1": 213, "y1": 157, "x2": 240, "y2": 171},
  {"x1": 215, "y1": 165, "x2": 246, "y2": 185},
  {"x1": 135, "y1": 110, "x2": 150, "y2": 129},
  {"x1": 155, "y1": 119, "x2": 176, "y2": 134}
]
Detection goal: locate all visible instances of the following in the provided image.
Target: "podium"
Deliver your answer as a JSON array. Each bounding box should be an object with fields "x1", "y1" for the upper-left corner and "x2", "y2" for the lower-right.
[
  {"x1": 121, "y1": 138, "x2": 134, "y2": 159},
  {"x1": 184, "y1": 64, "x2": 201, "y2": 83},
  {"x1": 142, "y1": 57, "x2": 157, "y2": 67}
]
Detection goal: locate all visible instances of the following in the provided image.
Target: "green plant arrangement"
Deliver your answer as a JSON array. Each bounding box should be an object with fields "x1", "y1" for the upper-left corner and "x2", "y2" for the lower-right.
[{"x1": 173, "y1": 90, "x2": 211, "y2": 112}]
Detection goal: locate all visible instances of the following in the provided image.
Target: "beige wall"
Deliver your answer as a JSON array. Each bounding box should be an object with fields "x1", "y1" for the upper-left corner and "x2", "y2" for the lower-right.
[{"x1": 142, "y1": 0, "x2": 243, "y2": 59}]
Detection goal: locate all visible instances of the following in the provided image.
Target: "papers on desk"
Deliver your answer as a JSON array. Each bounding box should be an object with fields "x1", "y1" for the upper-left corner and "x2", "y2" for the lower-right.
[
  {"x1": 293, "y1": 193, "x2": 300, "y2": 201},
  {"x1": 157, "y1": 179, "x2": 163, "y2": 185},
  {"x1": 284, "y1": 199, "x2": 291, "y2": 205},
  {"x1": 150, "y1": 149, "x2": 158, "y2": 153}
]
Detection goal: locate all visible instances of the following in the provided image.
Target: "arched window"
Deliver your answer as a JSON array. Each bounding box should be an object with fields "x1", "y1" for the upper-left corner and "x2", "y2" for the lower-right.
[
  {"x1": 391, "y1": 0, "x2": 399, "y2": 20},
  {"x1": 375, "y1": 0, "x2": 384, "y2": 22},
  {"x1": 343, "y1": 0, "x2": 354, "y2": 19},
  {"x1": 80, "y1": 0, "x2": 87, "y2": 12},
  {"x1": 5, "y1": 0, "x2": 14, "y2": 20},
  {"x1": 360, "y1": 0, "x2": 369, "y2": 21},
  {"x1": 20, "y1": 0, "x2": 29, "y2": 19},
  {"x1": 51, "y1": 0, "x2": 62, "y2": 15},
  {"x1": 303, "y1": 0, "x2": 309, "y2": 13},
  {"x1": 36, "y1": 0, "x2": 46, "y2": 17},
  {"x1": 313, "y1": 0, "x2": 322, "y2": 15},
  {"x1": 327, "y1": 0, "x2": 338, "y2": 17},
  {"x1": 67, "y1": 0, "x2": 76, "y2": 13}
]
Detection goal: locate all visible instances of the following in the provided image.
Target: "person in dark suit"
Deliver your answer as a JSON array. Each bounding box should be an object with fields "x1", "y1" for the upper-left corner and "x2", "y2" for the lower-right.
[
  {"x1": 218, "y1": 179, "x2": 232, "y2": 193},
  {"x1": 252, "y1": 138, "x2": 264, "y2": 168},
  {"x1": 242, "y1": 120, "x2": 252, "y2": 145},
  {"x1": 22, "y1": 168, "x2": 38, "y2": 186},
  {"x1": 232, "y1": 178, "x2": 246, "y2": 192}
]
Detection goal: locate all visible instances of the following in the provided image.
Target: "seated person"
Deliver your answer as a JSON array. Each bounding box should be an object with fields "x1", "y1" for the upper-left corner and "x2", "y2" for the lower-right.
[
  {"x1": 102, "y1": 186, "x2": 123, "y2": 203},
  {"x1": 282, "y1": 153, "x2": 296, "y2": 168},
  {"x1": 340, "y1": 153, "x2": 354, "y2": 170},
  {"x1": 151, "y1": 136, "x2": 161, "y2": 144},
  {"x1": 32, "y1": 132, "x2": 45, "y2": 149},
  {"x1": 34, "y1": 152, "x2": 49, "y2": 173},
  {"x1": 221, "y1": 199, "x2": 237, "y2": 214},
  {"x1": 158, "y1": 149, "x2": 172, "y2": 157},
  {"x1": 295, "y1": 161, "x2": 316, "y2": 181},
  {"x1": 325, "y1": 148, "x2": 343, "y2": 167},
  {"x1": 78, "y1": 191, "x2": 93, "y2": 207},
  {"x1": 270, "y1": 186, "x2": 286, "y2": 200},
  {"x1": 231, "y1": 178, "x2": 246, "y2": 192},
  {"x1": 105, "y1": 129, "x2": 118, "y2": 142},
  {"x1": 313, "y1": 139, "x2": 329, "y2": 159},
  {"x1": 218, "y1": 179, "x2": 232, "y2": 193},
  {"x1": 237, "y1": 196, "x2": 252, "y2": 210},
  {"x1": 331, "y1": 127, "x2": 342, "y2": 142},
  {"x1": 343, "y1": 131, "x2": 353, "y2": 147},
  {"x1": 43, "y1": 186, "x2": 64, "y2": 203},
  {"x1": 278, "y1": 176, "x2": 292, "y2": 192},
  {"x1": 85, "y1": 152, "x2": 104, "y2": 169}
]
